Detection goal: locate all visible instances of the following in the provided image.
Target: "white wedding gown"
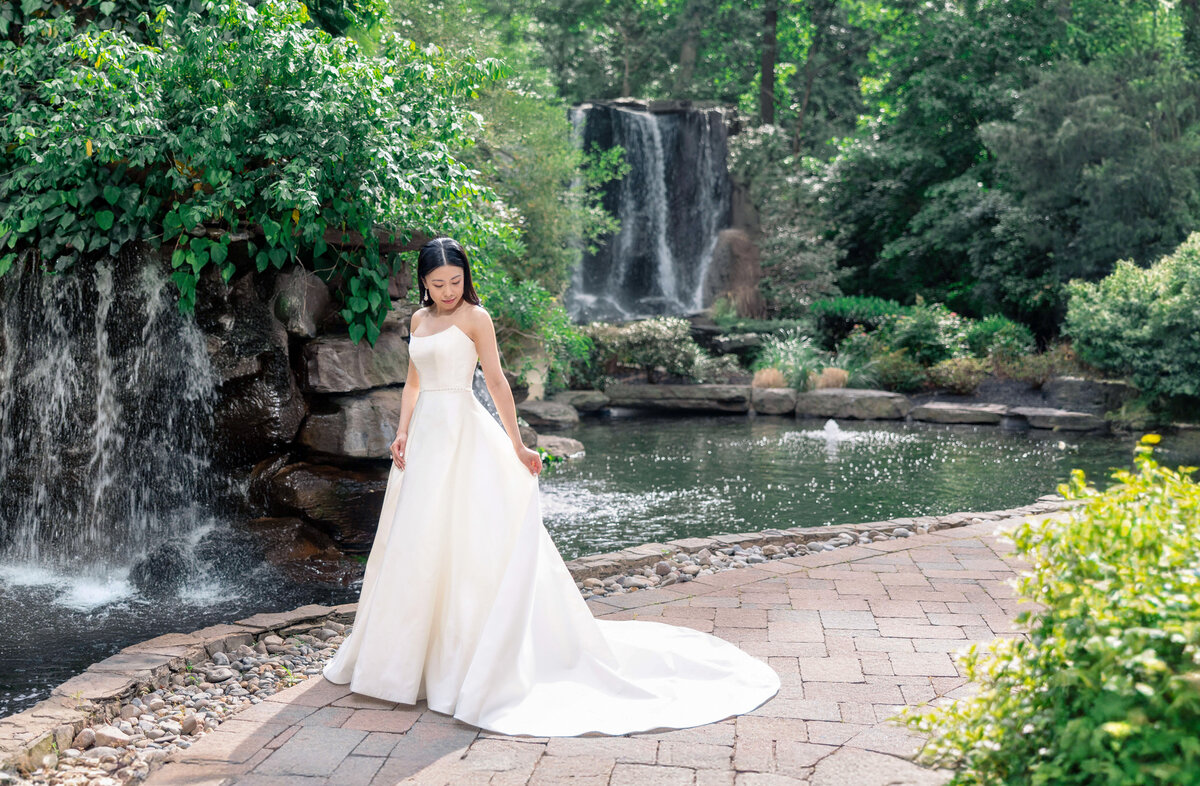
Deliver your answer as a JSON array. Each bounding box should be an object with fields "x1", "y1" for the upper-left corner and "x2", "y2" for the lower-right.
[{"x1": 322, "y1": 324, "x2": 779, "y2": 736}]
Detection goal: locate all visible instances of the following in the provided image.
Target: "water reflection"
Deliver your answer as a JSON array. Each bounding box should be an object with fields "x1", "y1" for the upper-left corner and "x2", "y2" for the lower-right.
[{"x1": 539, "y1": 416, "x2": 1198, "y2": 561}]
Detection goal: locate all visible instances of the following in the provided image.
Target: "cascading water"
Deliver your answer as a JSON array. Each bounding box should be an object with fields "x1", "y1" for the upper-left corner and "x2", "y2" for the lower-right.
[
  {"x1": 0, "y1": 247, "x2": 218, "y2": 584},
  {"x1": 566, "y1": 101, "x2": 732, "y2": 322}
]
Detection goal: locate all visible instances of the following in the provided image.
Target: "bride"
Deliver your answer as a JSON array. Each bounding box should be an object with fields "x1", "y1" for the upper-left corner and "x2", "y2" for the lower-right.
[{"x1": 322, "y1": 237, "x2": 779, "y2": 736}]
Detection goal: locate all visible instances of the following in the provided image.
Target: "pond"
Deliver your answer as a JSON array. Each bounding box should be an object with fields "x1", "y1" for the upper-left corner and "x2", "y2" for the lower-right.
[
  {"x1": 3, "y1": 414, "x2": 1196, "y2": 717},
  {"x1": 539, "y1": 415, "x2": 1200, "y2": 560}
]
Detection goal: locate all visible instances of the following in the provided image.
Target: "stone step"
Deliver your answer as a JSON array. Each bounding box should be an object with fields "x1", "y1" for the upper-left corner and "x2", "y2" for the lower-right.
[
  {"x1": 911, "y1": 402, "x2": 1008, "y2": 424},
  {"x1": 1008, "y1": 406, "x2": 1107, "y2": 431}
]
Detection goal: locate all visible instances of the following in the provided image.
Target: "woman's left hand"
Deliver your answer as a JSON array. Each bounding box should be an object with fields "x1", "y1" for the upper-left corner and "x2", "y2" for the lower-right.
[{"x1": 515, "y1": 444, "x2": 543, "y2": 475}]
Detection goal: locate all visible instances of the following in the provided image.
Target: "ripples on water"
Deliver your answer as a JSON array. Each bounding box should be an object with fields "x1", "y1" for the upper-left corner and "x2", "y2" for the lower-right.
[{"x1": 539, "y1": 416, "x2": 1198, "y2": 560}]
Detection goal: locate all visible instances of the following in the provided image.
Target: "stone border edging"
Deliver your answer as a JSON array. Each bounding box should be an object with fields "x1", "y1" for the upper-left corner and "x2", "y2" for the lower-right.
[
  {"x1": 564, "y1": 494, "x2": 1073, "y2": 586},
  {"x1": 0, "y1": 495, "x2": 1074, "y2": 779}
]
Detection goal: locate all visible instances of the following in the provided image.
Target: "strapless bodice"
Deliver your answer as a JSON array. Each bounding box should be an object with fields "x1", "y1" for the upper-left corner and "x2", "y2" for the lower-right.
[{"x1": 408, "y1": 324, "x2": 478, "y2": 392}]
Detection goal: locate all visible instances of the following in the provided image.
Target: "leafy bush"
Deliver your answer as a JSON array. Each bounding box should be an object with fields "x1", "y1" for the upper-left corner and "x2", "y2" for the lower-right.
[
  {"x1": 1066, "y1": 233, "x2": 1200, "y2": 406},
  {"x1": 904, "y1": 436, "x2": 1200, "y2": 785},
  {"x1": 0, "y1": 0, "x2": 513, "y2": 344},
  {"x1": 875, "y1": 299, "x2": 970, "y2": 366},
  {"x1": 751, "y1": 330, "x2": 829, "y2": 391},
  {"x1": 927, "y1": 357, "x2": 988, "y2": 395},
  {"x1": 827, "y1": 332, "x2": 880, "y2": 389},
  {"x1": 965, "y1": 315, "x2": 1036, "y2": 359},
  {"x1": 565, "y1": 317, "x2": 738, "y2": 387},
  {"x1": 810, "y1": 295, "x2": 909, "y2": 349},
  {"x1": 872, "y1": 349, "x2": 928, "y2": 392},
  {"x1": 992, "y1": 343, "x2": 1079, "y2": 389}
]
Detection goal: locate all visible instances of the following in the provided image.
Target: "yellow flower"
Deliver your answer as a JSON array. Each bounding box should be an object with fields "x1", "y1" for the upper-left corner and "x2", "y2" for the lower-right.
[{"x1": 1140, "y1": 433, "x2": 1162, "y2": 445}]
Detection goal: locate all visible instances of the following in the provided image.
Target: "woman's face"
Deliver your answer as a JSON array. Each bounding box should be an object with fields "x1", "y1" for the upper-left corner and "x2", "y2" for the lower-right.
[{"x1": 424, "y1": 264, "x2": 464, "y2": 311}]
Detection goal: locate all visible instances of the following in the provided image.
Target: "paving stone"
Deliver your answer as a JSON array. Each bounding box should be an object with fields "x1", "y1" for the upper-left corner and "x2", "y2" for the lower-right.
[
  {"x1": 658, "y1": 741, "x2": 732, "y2": 769},
  {"x1": 544, "y1": 735, "x2": 658, "y2": 763},
  {"x1": 253, "y1": 724, "x2": 366, "y2": 777},
  {"x1": 889, "y1": 653, "x2": 959, "y2": 677},
  {"x1": 342, "y1": 707, "x2": 421, "y2": 733},
  {"x1": 263, "y1": 677, "x2": 352, "y2": 707},
  {"x1": 810, "y1": 747, "x2": 950, "y2": 786},
  {"x1": 610, "y1": 762, "x2": 697, "y2": 785},
  {"x1": 797, "y1": 658, "x2": 864, "y2": 683},
  {"x1": 327, "y1": 754, "x2": 385, "y2": 784},
  {"x1": 180, "y1": 720, "x2": 290, "y2": 764},
  {"x1": 353, "y1": 731, "x2": 404, "y2": 758}
]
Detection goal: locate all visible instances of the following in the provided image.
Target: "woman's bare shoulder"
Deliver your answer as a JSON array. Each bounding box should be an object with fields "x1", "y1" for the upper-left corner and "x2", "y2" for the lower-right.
[{"x1": 410, "y1": 306, "x2": 431, "y2": 331}]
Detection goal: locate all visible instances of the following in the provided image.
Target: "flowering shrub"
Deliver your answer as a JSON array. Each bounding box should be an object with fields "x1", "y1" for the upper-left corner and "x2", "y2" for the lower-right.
[
  {"x1": 904, "y1": 436, "x2": 1200, "y2": 785},
  {"x1": 928, "y1": 357, "x2": 988, "y2": 395},
  {"x1": 875, "y1": 299, "x2": 970, "y2": 366},
  {"x1": 565, "y1": 317, "x2": 738, "y2": 387},
  {"x1": 965, "y1": 315, "x2": 1036, "y2": 359}
]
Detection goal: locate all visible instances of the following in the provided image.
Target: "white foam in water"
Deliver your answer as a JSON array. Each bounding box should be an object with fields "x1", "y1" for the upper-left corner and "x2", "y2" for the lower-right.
[{"x1": 0, "y1": 564, "x2": 134, "y2": 611}]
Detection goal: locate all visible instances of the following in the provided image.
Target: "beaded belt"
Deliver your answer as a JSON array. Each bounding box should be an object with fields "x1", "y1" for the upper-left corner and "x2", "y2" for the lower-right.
[{"x1": 421, "y1": 385, "x2": 472, "y2": 393}]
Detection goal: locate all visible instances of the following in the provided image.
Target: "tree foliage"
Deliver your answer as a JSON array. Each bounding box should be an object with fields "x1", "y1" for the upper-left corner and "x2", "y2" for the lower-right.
[{"x1": 1, "y1": 0, "x2": 513, "y2": 345}]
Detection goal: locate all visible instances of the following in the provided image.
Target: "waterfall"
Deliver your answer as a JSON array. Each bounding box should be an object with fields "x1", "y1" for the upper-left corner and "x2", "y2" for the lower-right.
[
  {"x1": 0, "y1": 248, "x2": 218, "y2": 581},
  {"x1": 566, "y1": 101, "x2": 732, "y2": 323}
]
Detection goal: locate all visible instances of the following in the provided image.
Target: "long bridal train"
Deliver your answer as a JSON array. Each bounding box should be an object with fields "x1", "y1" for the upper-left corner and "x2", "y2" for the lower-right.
[{"x1": 323, "y1": 325, "x2": 779, "y2": 736}]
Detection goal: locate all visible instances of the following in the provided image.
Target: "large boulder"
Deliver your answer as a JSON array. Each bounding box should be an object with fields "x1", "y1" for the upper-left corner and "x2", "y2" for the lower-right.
[
  {"x1": 911, "y1": 402, "x2": 1008, "y2": 424},
  {"x1": 604, "y1": 383, "x2": 753, "y2": 413},
  {"x1": 751, "y1": 386, "x2": 797, "y2": 415},
  {"x1": 267, "y1": 462, "x2": 389, "y2": 551},
  {"x1": 1009, "y1": 406, "x2": 1107, "y2": 431},
  {"x1": 298, "y1": 389, "x2": 404, "y2": 459},
  {"x1": 537, "y1": 434, "x2": 586, "y2": 459},
  {"x1": 551, "y1": 389, "x2": 610, "y2": 413},
  {"x1": 1043, "y1": 376, "x2": 1137, "y2": 415},
  {"x1": 517, "y1": 399, "x2": 580, "y2": 429},
  {"x1": 208, "y1": 275, "x2": 307, "y2": 464},
  {"x1": 239, "y1": 517, "x2": 360, "y2": 583},
  {"x1": 794, "y1": 388, "x2": 911, "y2": 420},
  {"x1": 302, "y1": 316, "x2": 409, "y2": 394},
  {"x1": 270, "y1": 267, "x2": 333, "y2": 338},
  {"x1": 701, "y1": 229, "x2": 766, "y2": 318}
]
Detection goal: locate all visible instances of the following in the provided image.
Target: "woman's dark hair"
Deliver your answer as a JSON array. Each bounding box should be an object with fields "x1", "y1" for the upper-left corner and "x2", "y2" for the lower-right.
[{"x1": 415, "y1": 237, "x2": 482, "y2": 308}]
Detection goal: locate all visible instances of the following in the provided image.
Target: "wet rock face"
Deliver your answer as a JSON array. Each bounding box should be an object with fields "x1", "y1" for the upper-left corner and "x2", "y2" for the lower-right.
[
  {"x1": 1043, "y1": 376, "x2": 1137, "y2": 415},
  {"x1": 301, "y1": 309, "x2": 410, "y2": 394},
  {"x1": 265, "y1": 462, "x2": 389, "y2": 552},
  {"x1": 239, "y1": 517, "x2": 361, "y2": 584},
  {"x1": 298, "y1": 389, "x2": 405, "y2": 459},
  {"x1": 129, "y1": 543, "x2": 190, "y2": 597},
  {"x1": 205, "y1": 274, "x2": 307, "y2": 465},
  {"x1": 270, "y1": 268, "x2": 333, "y2": 339}
]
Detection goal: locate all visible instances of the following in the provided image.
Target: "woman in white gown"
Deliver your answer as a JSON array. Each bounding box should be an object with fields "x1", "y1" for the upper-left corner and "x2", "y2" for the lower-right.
[{"x1": 322, "y1": 237, "x2": 779, "y2": 736}]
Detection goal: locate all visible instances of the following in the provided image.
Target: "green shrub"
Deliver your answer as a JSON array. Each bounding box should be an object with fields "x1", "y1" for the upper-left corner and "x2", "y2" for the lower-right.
[
  {"x1": 965, "y1": 315, "x2": 1036, "y2": 359},
  {"x1": 1065, "y1": 233, "x2": 1200, "y2": 406},
  {"x1": 827, "y1": 334, "x2": 880, "y2": 389},
  {"x1": 904, "y1": 436, "x2": 1200, "y2": 785},
  {"x1": 927, "y1": 357, "x2": 988, "y2": 395},
  {"x1": 565, "y1": 317, "x2": 738, "y2": 387},
  {"x1": 872, "y1": 349, "x2": 928, "y2": 392},
  {"x1": 992, "y1": 343, "x2": 1079, "y2": 389},
  {"x1": 875, "y1": 299, "x2": 970, "y2": 366},
  {"x1": 751, "y1": 329, "x2": 829, "y2": 390},
  {"x1": 810, "y1": 295, "x2": 909, "y2": 349}
]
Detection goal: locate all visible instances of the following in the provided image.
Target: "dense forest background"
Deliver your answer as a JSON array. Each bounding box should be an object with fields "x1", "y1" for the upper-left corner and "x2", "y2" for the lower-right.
[
  {"x1": 425, "y1": 0, "x2": 1200, "y2": 337},
  {"x1": 5, "y1": 0, "x2": 1200, "y2": 362}
]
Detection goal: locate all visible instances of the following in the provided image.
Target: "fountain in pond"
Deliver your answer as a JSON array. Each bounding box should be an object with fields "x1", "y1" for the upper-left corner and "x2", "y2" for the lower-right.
[
  {"x1": 0, "y1": 249, "x2": 222, "y2": 599},
  {"x1": 566, "y1": 100, "x2": 733, "y2": 322}
]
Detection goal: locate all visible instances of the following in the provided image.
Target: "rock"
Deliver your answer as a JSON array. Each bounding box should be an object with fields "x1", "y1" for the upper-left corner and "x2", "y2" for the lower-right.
[
  {"x1": 72, "y1": 727, "x2": 96, "y2": 750},
  {"x1": 518, "y1": 423, "x2": 538, "y2": 448},
  {"x1": 582, "y1": 577, "x2": 603, "y2": 588},
  {"x1": 266, "y1": 462, "x2": 389, "y2": 552},
  {"x1": 701, "y1": 228, "x2": 766, "y2": 320},
  {"x1": 618, "y1": 575, "x2": 651, "y2": 589},
  {"x1": 681, "y1": 564, "x2": 701, "y2": 575},
  {"x1": 301, "y1": 325, "x2": 409, "y2": 394},
  {"x1": 297, "y1": 389, "x2": 405, "y2": 458},
  {"x1": 536, "y1": 434, "x2": 585, "y2": 459},
  {"x1": 79, "y1": 745, "x2": 122, "y2": 760},
  {"x1": 654, "y1": 560, "x2": 672, "y2": 576},
  {"x1": 517, "y1": 400, "x2": 580, "y2": 429},
  {"x1": 551, "y1": 390, "x2": 610, "y2": 412},
  {"x1": 204, "y1": 667, "x2": 236, "y2": 683},
  {"x1": 1043, "y1": 376, "x2": 1137, "y2": 416},
  {"x1": 92, "y1": 725, "x2": 131, "y2": 748},
  {"x1": 751, "y1": 386, "x2": 797, "y2": 415},
  {"x1": 208, "y1": 275, "x2": 307, "y2": 463},
  {"x1": 1009, "y1": 406, "x2": 1107, "y2": 431},
  {"x1": 270, "y1": 267, "x2": 332, "y2": 338},
  {"x1": 795, "y1": 388, "x2": 912, "y2": 420},
  {"x1": 604, "y1": 383, "x2": 753, "y2": 413},
  {"x1": 118, "y1": 705, "x2": 140, "y2": 720},
  {"x1": 242, "y1": 517, "x2": 358, "y2": 583},
  {"x1": 910, "y1": 402, "x2": 1008, "y2": 424},
  {"x1": 892, "y1": 528, "x2": 912, "y2": 538},
  {"x1": 762, "y1": 544, "x2": 781, "y2": 556},
  {"x1": 128, "y1": 543, "x2": 192, "y2": 597}
]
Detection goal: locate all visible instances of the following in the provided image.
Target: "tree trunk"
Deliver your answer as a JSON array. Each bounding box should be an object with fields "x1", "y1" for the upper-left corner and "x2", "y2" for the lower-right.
[{"x1": 760, "y1": 0, "x2": 777, "y2": 125}]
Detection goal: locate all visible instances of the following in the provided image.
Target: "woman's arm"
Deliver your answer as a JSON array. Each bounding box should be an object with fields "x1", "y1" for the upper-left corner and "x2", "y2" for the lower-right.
[
  {"x1": 466, "y1": 307, "x2": 543, "y2": 475},
  {"x1": 390, "y1": 311, "x2": 424, "y2": 470}
]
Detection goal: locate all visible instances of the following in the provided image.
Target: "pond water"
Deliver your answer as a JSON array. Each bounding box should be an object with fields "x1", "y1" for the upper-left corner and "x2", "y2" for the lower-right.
[
  {"x1": 539, "y1": 415, "x2": 1200, "y2": 560},
  {"x1": 3, "y1": 415, "x2": 1196, "y2": 717}
]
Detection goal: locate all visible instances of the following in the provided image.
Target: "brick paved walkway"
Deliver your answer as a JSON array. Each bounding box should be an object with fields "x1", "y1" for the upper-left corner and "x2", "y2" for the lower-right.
[{"x1": 145, "y1": 513, "x2": 1048, "y2": 786}]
